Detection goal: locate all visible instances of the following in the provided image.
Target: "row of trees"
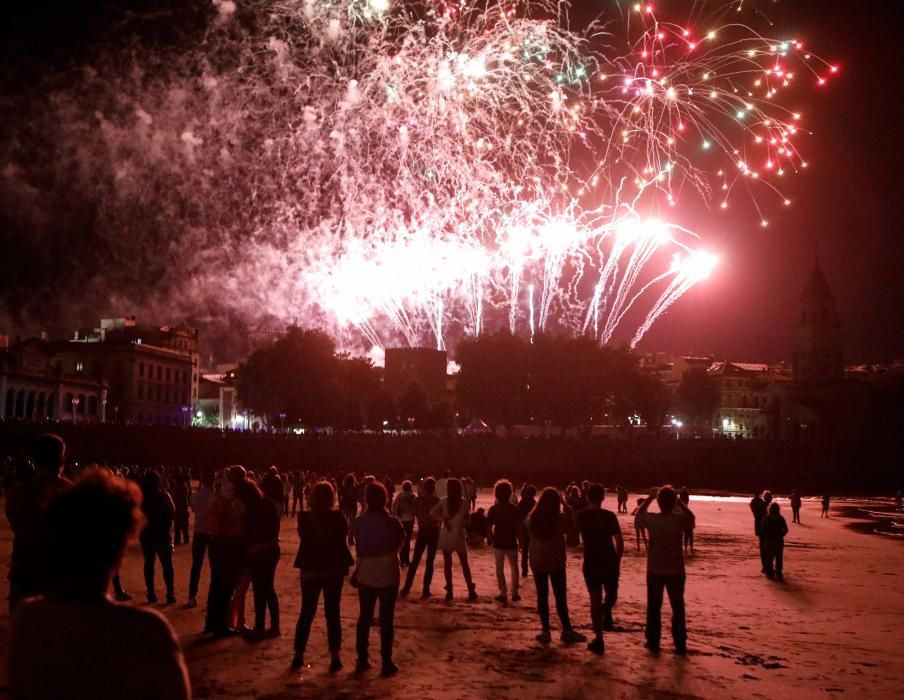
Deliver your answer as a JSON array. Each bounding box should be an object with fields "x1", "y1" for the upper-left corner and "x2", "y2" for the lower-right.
[{"x1": 236, "y1": 326, "x2": 721, "y2": 432}]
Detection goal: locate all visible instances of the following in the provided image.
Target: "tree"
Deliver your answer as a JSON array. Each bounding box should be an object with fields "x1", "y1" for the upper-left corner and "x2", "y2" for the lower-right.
[
  {"x1": 455, "y1": 330, "x2": 530, "y2": 428},
  {"x1": 674, "y1": 367, "x2": 720, "y2": 427}
]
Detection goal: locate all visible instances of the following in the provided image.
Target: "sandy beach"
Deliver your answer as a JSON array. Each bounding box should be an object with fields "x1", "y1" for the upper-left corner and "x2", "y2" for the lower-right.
[{"x1": 2, "y1": 493, "x2": 902, "y2": 699}]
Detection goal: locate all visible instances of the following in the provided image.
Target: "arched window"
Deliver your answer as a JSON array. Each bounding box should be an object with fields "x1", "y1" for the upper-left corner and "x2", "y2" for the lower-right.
[
  {"x1": 77, "y1": 394, "x2": 87, "y2": 414},
  {"x1": 4, "y1": 389, "x2": 14, "y2": 418},
  {"x1": 88, "y1": 396, "x2": 98, "y2": 416},
  {"x1": 36, "y1": 393, "x2": 46, "y2": 419},
  {"x1": 16, "y1": 389, "x2": 26, "y2": 418},
  {"x1": 47, "y1": 393, "x2": 56, "y2": 419},
  {"x1": 26, "y1": 390, "x2": 36, "y2": 418}
]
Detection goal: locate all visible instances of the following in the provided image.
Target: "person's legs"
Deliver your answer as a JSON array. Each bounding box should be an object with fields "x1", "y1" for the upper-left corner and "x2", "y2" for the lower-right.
[
  {"x1": 402, "y1": 528, "x2": 426, "y2": 592},
  {"x1": 442, "y1": 551, "x2": 453, "y2": 597},
  {"x1": 356, "y1": 585, "x2": 379, "y2": 666},
  {"x1": 508, "y1": 549, "x2": 520, "y2": 598},
  {"x1": 587, "y1": 583, "x2": 603, "y2": 637},
  {"x1": 664, "y1": 574, "x2": 687, "y2": 651},
  {"x1": 251, "y1": 554, "x2": 268, "y2": 631},
  {"x1": 534, "y1": 570, "x2": 551, "y2": 631},
  {"x1": 232, "y1": 568, "x2": 252, "y2": 629},
  {"x1": 494, "y1": 549, "x2": 507, "y2": 596},
  {"x1": 775, "y1": 543, "x2": 784, "y2": 579},
  {"x1": 377, "y1": 585, "x2": 398, "y2": 665},
  {"x1": 521, "y1": 534, "x2": 531, "y2": 576},
  {"x1": 265, "y1": 550, "x2": 280, "y2": 630},
  {"x1": 550, "y1": 568, "x2": 572, "y2": 631},
  {"x1": 322, "y1": 576, "x2": 344, "y2": 658},
  {"x1": 159, "y1": 541, "x2": 175, "y2": 597},
  {"x1": 188, "y1": 532, "x2": 209, "y2": 600},
  {"x1": 141, "y1": 540, "x2": 156, "y2": 599},
  {"x1": 602, "y1": 565, "x2": 619, "y2": 629},
  {"x1": 400, "y1": 520, "x2": 414, "y2": 567},
  {"x1": 645, "y1": 573, "x2": 665, "y2": 649},
  {"x1": 758, "y1": 536, "x2": 768, "y2": 573},
  {"x1": 458, "y1": 550, "x2": 475, "y2": 592},
  {"x1": 294, "y1": 578, "x2": 323, "y2": 657},
  {"x1": 423, "y1": 528, "x2": 439, "y2": 592}
]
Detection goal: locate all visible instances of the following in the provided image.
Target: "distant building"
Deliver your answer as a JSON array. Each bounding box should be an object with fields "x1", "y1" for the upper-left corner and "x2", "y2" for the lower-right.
[
  {"x1": 708, "y1": 362, "x2": 788, "y2": 438},
  {"x1": 59, "y1": 317, "x2": 200, "y2": 425},
  {"x1": 1, "y1": 338, "x2": 108, "y2": 422},
  {"x1": 764, "y1": 260, "x2": 874, "y2": 441},
  {"x1": 384, "y1": 347, "x2": 448, "y2": 401}
]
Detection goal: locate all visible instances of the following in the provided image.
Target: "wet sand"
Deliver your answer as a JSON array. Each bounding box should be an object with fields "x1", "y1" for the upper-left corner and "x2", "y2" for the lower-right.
[{"x1": 2, "y1": 493, "x2": 903, "y2": 699}]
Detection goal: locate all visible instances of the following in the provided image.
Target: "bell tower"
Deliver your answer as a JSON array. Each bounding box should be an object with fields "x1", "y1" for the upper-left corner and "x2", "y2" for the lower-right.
[{"x1": 792, "y1": 258, "x2": 843, "y2": 384}]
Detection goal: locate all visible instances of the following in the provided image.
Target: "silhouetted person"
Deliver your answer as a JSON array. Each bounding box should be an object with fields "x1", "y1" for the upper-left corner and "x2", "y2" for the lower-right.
[
  {"x1": 205, "y1": 465, "x2": 247, "y2": 636},
  {"x1": 340, "y1": 474, "x2": 359, "y2": 545},
  {"x1": 467, "y1": 507, "x2": 488, "y2": 546},
  {"x1": 790, "y1": 490, "x2": 802, "y2": 524},
  {"x1": 821, "y1": 493, "x2": 831, "y2": 518},
  {"x1": 636, "y1": 485, "x2": 694, "y2": 654},
  {"x1": 9, "y1": 469, "x2": 191, "y2": 699},
  {"x1": 242, "y1": 479, "x2": 281, "y2": 637},
  {"x1": 172, "y1": 470, "x2": 191, "y2": 546},
  {"x1": 139, "y1": 471, "x2": 176, "y2": 604},
  {"x1": 354, "y1": 482, "x2": 404, "y2": 677},
  {"x1": 518, "y1": 485, "x2": 538, "y2": 577},
  {"x1": 683, "y1": 503, "x2": 695, "y2": 555},
  {"x1": 487, "y1": 479, "x2": 522, "y2": 604},
  {"x1": 761, "y1": 502, "x2": 789, "y2": 580},
  {"x1": 187, "y1": 470, "x2": 214, "y2": 608},
  {"x1": 391, "y1": 480, "x2": 416, "y2": 567},
  {"x1": 750, "y1": 491, "x2": 768, "y2": 573},
  {"x1": 435, "y1": 470, "x2": 451, "y2": 499},
  {"x1": 616, "y1": 485, "x2": 629, "y2": 514},
  {"x1": 527, "y1": 487, "x2": 586, "y2": 645},
  {"x1": 400, "y1": 477, "x2": 440, "y2": 598},
  {"x1": 5, "y1": 434, "x2": 70, "y2": 609},
  {"x1": 576, "y1": 484, "x2": 623, "y2": 654},
  {"x1": 632, "y1": 498, "x2": 649, "y2": 550},
  {"x1": 292, "y1": 481, "x2": 354, "y2": 672},
  {"x1": 431, "y1": 478, "x2": 477, "y2": 602},
  {"x1": 261, "y1": 466, "x2": 284, "y2": 509}
]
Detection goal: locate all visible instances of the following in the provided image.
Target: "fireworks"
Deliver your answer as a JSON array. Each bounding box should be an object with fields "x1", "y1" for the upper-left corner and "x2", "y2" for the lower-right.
[{"x1": 39, "y1": 0, "x2": 836, "y2": 351}]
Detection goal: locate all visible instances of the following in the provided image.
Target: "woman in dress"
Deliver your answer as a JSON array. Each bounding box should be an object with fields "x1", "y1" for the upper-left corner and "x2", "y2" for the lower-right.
[{"x1": 430, "y1": 478, "x2": 477, "y2": 602}]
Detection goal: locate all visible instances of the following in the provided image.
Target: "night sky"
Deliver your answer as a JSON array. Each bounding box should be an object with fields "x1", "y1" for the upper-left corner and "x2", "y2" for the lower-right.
[{"x1": 1, "y1": 1, "x2": 901, "y2": 363}]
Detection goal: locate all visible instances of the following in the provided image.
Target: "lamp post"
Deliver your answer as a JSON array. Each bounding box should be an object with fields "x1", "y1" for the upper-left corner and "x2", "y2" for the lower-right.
[
  {"x1": 181, "y1": 405, "x2": 190, "y2": 427},
  {"x1": 670, "y1": 418, "x2": 683, "y2": 440},
  {"x1": 71, "y1": 396, "x2": 80, "y2": 425},
  {"x1": 279, "y1": 412, "x2": 287, "y2": 432},
  {"x1": 101, "y1": 398, "x2": 107, "y2": 424}
]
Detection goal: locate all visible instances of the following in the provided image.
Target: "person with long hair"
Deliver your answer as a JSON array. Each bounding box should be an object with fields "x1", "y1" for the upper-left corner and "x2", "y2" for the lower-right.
[
  {"x1": 240, "y1": 477, "x2": 281, "y2": 638},
  {"x1": 292, "y1": 481, "x2": 354, "y2": 672},
  {"x1": 354, "y1": 482, "x2": 404, "y2": 677},
  {"x1": 527, "y1": 488, "x2": 586, "y2": 645},
  {"x1": 430, "y1": 478, "x2": 477, "y2": 602},
  {"x1": 400, "y1": 477, "x2": 440, "y2": 598}
]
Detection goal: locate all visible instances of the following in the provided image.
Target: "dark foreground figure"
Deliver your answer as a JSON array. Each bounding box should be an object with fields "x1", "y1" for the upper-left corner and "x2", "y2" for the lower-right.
[{"x1": 9, "y1": 467, "x2": 191, "y2": 699}]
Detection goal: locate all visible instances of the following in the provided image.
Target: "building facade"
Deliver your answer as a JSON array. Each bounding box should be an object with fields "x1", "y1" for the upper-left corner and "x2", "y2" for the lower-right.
[
  {"x1": 384, "y1": 347, "x2": 448, "y2": 402},
  {"x1": 1, "y1": 338, "x2": 108, "y2": 422}
]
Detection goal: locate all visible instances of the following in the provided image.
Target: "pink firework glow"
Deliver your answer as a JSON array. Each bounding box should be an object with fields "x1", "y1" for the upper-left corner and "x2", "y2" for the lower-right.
[{"x1": 63, "y1": 1, "x2": 837, "y2": 351}]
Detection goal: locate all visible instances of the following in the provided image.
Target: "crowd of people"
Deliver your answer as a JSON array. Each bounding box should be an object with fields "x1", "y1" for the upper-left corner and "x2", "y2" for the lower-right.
[{"x1": 3, "y1": 433, "x2": 818, "y2": 697}]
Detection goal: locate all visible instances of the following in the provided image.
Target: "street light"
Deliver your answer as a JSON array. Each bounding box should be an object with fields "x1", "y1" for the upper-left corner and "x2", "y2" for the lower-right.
[
  {"x1": 670, "y1": 417, "x2": 683, "y2": 440},
  {"x1": 181, "y1": 405, "x2": 190, "y2": 427},
  {"x1": 71, "y1": 396, "x2": 80, "y2": 425},
  {"x1": 279, "y1": 412, "x2": 287, "y2": 431}
]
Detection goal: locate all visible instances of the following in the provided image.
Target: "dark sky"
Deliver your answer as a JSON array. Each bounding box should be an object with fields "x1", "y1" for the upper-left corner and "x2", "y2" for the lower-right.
[
  {"x1": 634, "y1": 0, "x2": 904, "y2": 362},
  {"x1": 1, "y1": 1, "x2": 902, "y2": 362}
]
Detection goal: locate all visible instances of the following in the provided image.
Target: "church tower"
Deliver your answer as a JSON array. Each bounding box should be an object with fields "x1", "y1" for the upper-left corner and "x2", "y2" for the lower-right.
[{"x1": 792, "y1": 258, "x2": 843, "y2": 384}]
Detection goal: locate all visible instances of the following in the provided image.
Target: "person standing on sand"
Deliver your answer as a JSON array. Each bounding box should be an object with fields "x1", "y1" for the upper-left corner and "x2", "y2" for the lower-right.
[
  {"x1": 187, "y1": 470, "x2": 214, "y2": 608},
  {"x1": 527, "y1": 488, "x2": 587, "y2": 646},
  {"x1": 435, "y1": 470, "x2": 451, "y2": 500},
  {"x1": 205, "y1": 466, "x2": 247, "y2": 637},
  {"x1": 139, "y1": 471, "x2": 177, "y2": 605},
  {"x1": 292, "y1": 481, "x2": 354, "y2": 673},
  {"x1": 5, "y1": 433, "x2": 71, "y2": 610},
  {"x1": 760, "y1": 502, "x2": 789, "y2": 581},
  {"x1": 576, "y1": 484, "x2": 623, "y2": 655},
  {"x1": 518, "y1": 485, "x2": 538, "y2": 577},
  {"x1": 431, "y1": 478, "x2": 478, "y2": 602},
  {"x1": 632, "y1": 498, "x2": 649, "y2": 551},
  {"x1": 9, "y1": 469, "x2": 191, "y2": 700},
  {"x1": 391, "y1": 480, "x2": 416, "y2": 567},
  {"x1": 487, "y1": 479, "x2": 522, "y2": 605},
  {"x1": 353, "y1": 482, "x2": 404, "y2": 677},
  {"x1": 790, "y1": 490, "x2": 802, "y2": 524},
  {"x1": 400, "y1": 477, "x2": 441, "y2": 598},
  {"x1": 821, "y1": 493, "x2": 831, "y2": 518},
  {"x1": 635, "y1": 485, "x2": 694, "y2": 655},
  {"x1": 340, "y1": 474, "x2": 359, "y2": 545},
  {"x1": 749, "y1": 491, "x2": 768, "y2": 573}
]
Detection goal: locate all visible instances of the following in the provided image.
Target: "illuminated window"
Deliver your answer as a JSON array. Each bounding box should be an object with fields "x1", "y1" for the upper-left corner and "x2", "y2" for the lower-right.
[{"x1": 75, "y1": 361, "x2": 84, "y2": 373}]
